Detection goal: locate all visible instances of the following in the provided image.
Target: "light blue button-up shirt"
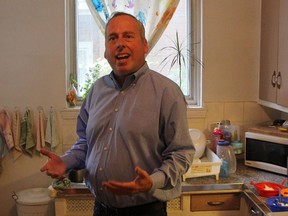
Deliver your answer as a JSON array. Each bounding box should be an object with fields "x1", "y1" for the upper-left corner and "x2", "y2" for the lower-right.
[{"x1": 61, "y1": 63, "x2": 195, "y2": 208}]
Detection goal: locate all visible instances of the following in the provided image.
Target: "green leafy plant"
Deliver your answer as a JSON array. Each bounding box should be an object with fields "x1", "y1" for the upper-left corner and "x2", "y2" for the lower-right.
[
  {"x1": 158, "y1": 31, "x2": 202, "y2": 89},
  {"x1": 80, "y1": 63, "x2": 101, "y2": 99}
]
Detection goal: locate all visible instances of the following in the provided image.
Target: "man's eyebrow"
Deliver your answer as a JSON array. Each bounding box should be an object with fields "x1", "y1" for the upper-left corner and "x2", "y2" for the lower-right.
[{"x1": 107, "y1": 30, "x2": 137, "y2": 39}]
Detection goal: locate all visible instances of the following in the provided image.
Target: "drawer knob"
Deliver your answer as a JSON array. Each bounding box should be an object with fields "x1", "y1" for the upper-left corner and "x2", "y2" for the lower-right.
[{"x1": 207, "y1": 201, "x2": 224, "y2": 206}]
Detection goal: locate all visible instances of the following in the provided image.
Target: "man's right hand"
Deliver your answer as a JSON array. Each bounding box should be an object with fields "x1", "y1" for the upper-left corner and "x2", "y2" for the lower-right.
[{"x1": 40, "y1": 148, "x2": 67, "y2": 179}]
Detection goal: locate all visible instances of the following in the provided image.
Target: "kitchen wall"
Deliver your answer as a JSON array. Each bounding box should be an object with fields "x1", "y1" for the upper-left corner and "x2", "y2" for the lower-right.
[{"x1": 0, "y1": 0, "x2": 282, "y2": 215}]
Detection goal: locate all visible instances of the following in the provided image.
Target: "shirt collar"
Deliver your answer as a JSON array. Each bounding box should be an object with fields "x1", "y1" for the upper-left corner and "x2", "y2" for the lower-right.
[{"x1": 108, "y1": 62, "x2": 149, "y2": 90}]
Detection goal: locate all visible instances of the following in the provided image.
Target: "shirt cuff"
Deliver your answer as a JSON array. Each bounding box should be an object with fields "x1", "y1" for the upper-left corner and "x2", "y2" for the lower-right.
[
  {"x1": 150, "y1": 171, "x2": 166, "y2": 192},
  {"x1": 60, "y1": 154, "x2": 77, "y2": 171}
]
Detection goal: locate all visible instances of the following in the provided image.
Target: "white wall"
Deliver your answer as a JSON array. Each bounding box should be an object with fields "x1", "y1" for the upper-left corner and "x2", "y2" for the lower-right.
[
  {"x1": 0, "y1": 0, "x2": 282, "y2": 215},
  {"x1": 0, "y1": 1, "x2": 66, "y2": 216}
]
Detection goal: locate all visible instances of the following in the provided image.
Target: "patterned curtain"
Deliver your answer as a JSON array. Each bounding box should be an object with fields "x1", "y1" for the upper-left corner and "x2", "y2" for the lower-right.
[{"x1": 85, "y1": 0, "x2": 180, "y2": 52}]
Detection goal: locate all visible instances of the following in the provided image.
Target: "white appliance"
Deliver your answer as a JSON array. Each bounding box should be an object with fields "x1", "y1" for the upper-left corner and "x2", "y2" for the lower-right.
[{"x1": 245, "y1": 131, "x2": 288, "y2": 176}]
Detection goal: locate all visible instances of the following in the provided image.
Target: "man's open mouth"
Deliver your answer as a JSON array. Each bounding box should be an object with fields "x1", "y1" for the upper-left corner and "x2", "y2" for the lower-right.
[{"x1": 116, "y1": 54, "x2": 130, "y2": 60}]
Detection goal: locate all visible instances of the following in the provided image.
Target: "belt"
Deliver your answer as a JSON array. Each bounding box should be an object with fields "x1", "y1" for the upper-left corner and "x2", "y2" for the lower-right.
[{"x1": 94, "y1": 200, "x2": 167, "y2": 216}]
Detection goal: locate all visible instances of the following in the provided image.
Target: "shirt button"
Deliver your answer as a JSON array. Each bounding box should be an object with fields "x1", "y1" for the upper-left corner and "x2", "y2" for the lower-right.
[
  {"x1": 121, "y1": 91, "x2": 125, "y2": 94},
  {"x1": 109, "y1": 127, "x2": 113, "y2": 132},
  {"x1": 99, "y1": 167, "x2": 103, "y2": 171},
  {"x1": 103, "y1": 147, "x2": 108, "y2": 151},
  {"x1": 114, "y1": 108, "x2": 118, "y2": 112}
]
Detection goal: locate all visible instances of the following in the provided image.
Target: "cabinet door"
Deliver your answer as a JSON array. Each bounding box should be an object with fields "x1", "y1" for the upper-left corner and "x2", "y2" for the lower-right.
[
  {"x1": 277, "y1": 0, "x2": 288, "y2": 107},
  {"x1": 259, "y1": 0, "x2": 279, "y2": 103}
]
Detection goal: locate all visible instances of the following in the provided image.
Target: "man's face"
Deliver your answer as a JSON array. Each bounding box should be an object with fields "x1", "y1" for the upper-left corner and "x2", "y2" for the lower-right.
[{"x1": 104, "y1": 15, "x2": 149, "y2": 77}]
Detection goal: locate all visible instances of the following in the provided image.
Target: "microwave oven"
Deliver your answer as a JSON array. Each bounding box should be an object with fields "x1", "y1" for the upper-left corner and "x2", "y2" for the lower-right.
[{"x1": 245, "y1": 131, "x2": 288, "y2": 176}]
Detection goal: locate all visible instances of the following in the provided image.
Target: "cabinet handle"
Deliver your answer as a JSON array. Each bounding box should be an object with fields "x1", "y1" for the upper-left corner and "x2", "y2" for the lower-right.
[
  {"x1": 271, "y1": 71, "x2": 277, "y2": 87},
  {"x1": 250, "y1": 207, "x2": 260, "y2": 215},
  {"x1": 207, "y1": 201, "x2": 224, "y2": 206},
  {"x1": 277, "y1": 71, "x2": 281, "y2": 89}
]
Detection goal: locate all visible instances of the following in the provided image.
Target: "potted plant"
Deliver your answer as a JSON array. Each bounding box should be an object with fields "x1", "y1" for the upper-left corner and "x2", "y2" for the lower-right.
[{"x1": 158, "y1": 31, "x2": 202, "y2": 89}]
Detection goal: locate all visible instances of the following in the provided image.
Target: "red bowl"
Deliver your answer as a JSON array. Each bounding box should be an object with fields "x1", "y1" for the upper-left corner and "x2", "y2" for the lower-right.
[{"x1": 251, "y1": 181, "x2": 284, "y2": 198}]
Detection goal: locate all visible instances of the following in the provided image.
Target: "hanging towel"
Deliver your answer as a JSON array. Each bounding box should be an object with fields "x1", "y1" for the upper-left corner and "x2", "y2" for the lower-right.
[
  {"x1": 36, "y1": 107, "x2": 45, "y2": 152},
  {"x1": 0, "y1": 109, "x2": 15, "y2": 150},
  {"x1": 45, "y1": 108, "x2": 61, "y2": 151},
  {"x1": 0, "y1": 133, "x2": 8, "y2": 175},
  {"x1": 12, "y1": 109, "x2": 23, "y2": 160},
  {"x1": 20, "y1": 109, "x2": 35, "y2": 156}
]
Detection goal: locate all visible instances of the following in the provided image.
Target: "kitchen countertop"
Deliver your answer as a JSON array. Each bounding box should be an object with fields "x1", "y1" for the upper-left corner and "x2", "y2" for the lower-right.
[
  {"x1": 249, "y1": 126, "x2": 288, "y2": 138},
  {"x1": 54, "y1": 157, "x2": 288, "y2": 214},
  {"x1": 185, "y1": 158, "x2": 287, "y2": 190},
  {"x1": 55, "y1": 158, "x2": 288, "y2": 197}
]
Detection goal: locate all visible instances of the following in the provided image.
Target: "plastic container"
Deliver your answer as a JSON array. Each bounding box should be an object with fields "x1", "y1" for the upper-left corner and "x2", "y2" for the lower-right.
[
  {"x1": 250, "y1": 180, "x2": 286, "y2": 197},
  {"x1": 231, "y1": 141, "x2": 243, "y2": 155},
  {"x1": 189, "y1": 128, "x2": 206, "y2": 159},
  {"x1": 216, "y1": 140, "x2": 237, "y2": 176},
  {"x1": 183, "y1": 147, "x2": 222, "y2": 181},
  {"x1": 230, "y1": 125, "x2": 240, "y2": 142},
  {"x1": 220, "y1": 120, "x2": 232, "y2": 142},
  {"x1": 266, "y1": 196, "x2": 288, "y2": 212},
  {"x1": 12, "y1": 188, "x2": 54, "y2": 216}
]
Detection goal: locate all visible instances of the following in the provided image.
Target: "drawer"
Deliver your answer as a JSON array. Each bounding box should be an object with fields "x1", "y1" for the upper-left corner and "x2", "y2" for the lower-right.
[{"x1": 190, "y1": 193, "x2": 241, "y2": 211}]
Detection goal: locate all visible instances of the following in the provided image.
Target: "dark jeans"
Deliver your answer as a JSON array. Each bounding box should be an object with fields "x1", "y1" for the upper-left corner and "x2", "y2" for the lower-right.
[{"x1": 93, "y1": 200, "x2": 167, "y2": 216}]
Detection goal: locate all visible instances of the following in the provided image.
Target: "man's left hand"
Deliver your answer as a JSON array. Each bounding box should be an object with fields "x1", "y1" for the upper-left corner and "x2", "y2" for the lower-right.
[{"x1": 102, "y1": 166, "x2": 153, "y2": 195}]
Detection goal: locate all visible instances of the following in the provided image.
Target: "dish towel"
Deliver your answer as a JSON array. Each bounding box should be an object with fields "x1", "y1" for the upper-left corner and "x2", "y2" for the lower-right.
[
  {"x1": 0, "y1": 133, "x2": 8, "y2": 175},
  {"x1": 20, "y1": 109, "x2": 35, "y2": 156},
  {"x1": 0, "y1": 109, "x2": 14, "y2": 173},
  {"x1": 0, "y1": 109, "x2": 15, "y2": 150},
  {"x1": 12, "y1": 109, "x2": 23, "y2": 160},
  {"x1": 36, "y1": 107, "x2": 45, "y2": 152},
  {"x1": 45, "y1": 108, "x2": 61, "y2": 151}
]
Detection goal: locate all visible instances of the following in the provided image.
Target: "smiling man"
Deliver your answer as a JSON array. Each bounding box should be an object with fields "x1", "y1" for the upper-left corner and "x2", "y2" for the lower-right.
[
  {"x1": 104, "y1": 12, "x2": 149, "y2": 86},
  {"x1": 40, "y1": 12, "x2": 194, "y2": 216}
]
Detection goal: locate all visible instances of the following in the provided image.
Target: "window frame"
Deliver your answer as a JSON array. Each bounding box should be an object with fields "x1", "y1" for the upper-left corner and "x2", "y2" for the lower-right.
[{"x1": 65, "y1": 0, "x2": 202, "y2": 107}]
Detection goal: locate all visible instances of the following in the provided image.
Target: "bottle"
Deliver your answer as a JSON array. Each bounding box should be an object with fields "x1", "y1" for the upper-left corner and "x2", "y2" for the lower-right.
[
  {"x1": 217, "y1": 140, "x2": 237, "y2": 176},
  {"x1": 221, "y1": 120, "x2": 232, "y2": 142}
]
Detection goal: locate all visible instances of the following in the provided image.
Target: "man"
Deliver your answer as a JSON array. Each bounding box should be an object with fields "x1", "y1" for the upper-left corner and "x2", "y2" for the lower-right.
[{"x1": 41, "y1": 12, "x2": 194, "y2": 216}]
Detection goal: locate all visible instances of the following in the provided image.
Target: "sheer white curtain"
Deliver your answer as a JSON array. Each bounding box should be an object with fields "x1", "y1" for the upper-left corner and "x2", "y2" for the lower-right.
[{"x1": 85, "y1": 0, "x2": 180, "y2": 52}]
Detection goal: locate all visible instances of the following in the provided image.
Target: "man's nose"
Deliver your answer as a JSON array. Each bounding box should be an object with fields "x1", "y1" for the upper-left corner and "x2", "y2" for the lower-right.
[{"x1": 116, "y1": 37, "x2": 125, "y2": 48}]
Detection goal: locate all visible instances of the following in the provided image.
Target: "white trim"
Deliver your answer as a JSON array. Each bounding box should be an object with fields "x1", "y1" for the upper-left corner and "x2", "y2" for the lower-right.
[{"x1": 187, "y1": 0, "x2": 203, "y2": 107}]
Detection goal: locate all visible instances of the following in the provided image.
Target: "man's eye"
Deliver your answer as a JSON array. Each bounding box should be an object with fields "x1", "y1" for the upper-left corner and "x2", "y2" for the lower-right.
[{"x1": 125, "y1": 35, "x2": 134, "y2": 40}]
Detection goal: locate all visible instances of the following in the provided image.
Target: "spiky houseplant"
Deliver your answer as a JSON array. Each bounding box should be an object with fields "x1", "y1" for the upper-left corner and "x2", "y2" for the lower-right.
[{"x1": 158, "y1": 31, "x2": 202, "y2": 89}]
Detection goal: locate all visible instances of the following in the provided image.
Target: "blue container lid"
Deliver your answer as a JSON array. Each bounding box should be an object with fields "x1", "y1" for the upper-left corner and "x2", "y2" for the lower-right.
[{"x1": 217, "y1": 140, "x2": 230, "y2": 146}]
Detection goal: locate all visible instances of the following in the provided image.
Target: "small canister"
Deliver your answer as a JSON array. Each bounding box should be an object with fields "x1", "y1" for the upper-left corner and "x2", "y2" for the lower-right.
[{"x1": 216, "y1": 140, "x2": 237, "y2": 176}]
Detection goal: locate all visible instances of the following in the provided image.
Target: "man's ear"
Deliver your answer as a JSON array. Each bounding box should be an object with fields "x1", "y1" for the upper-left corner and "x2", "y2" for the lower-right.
[{"x1": 144, "y1": 39, "x2": 149, "y2": 55}]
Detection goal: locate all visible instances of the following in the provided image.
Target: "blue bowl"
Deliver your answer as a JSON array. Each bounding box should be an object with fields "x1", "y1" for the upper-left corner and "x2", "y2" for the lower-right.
[{"x1": 266, "y1": 196, "x2": 288, "y2": 212}]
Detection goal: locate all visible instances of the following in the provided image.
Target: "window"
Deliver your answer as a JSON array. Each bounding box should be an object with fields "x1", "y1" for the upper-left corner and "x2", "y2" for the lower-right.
[{"x1": 66, "y1": 0, "x2": 202, "y2": 106}]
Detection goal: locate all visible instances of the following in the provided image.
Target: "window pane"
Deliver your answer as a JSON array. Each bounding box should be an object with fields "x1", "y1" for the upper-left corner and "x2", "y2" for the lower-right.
[
  {"x1": 75, "y1": 0, "x2": 193, "y2": 98},
  {"x1": 147, "y1": 0, "x2": 189, "y2": 95}
]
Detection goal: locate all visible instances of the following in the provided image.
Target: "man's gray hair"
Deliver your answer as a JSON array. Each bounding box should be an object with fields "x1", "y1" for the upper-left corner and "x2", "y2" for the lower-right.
[{"x1": 105, "y1": 11, "x2": 146, "y2": 41}]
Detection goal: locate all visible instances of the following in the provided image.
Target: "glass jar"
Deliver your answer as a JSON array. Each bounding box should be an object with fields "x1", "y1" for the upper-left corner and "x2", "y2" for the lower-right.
[{"x1": 217, "y1": 140, "x2": 237, "y2": 176}]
